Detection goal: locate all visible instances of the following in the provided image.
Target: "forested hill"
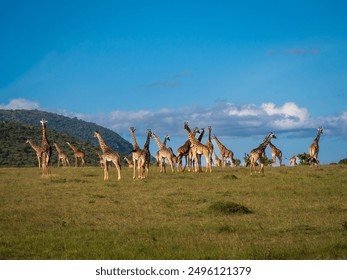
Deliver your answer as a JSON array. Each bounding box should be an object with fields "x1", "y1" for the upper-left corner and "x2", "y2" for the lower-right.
[
  {"x1": 0, "y1": 109, "x2": 133, "y2": 154},
  {"x1": 0, "y1": 121, "x2": 105, "y2": 167}
]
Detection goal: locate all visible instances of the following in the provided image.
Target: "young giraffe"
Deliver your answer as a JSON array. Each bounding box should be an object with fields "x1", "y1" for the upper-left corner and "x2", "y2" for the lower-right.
[
  {"x1": 183, "y1": 122, "x2": 212, "y2": 173},
  {"x1": 53, "y1": 143, "x2": 70, "y2": 167},
  {"x1": 213, "y1": 152, "x2": 222, "y2": 167},
  {"x1": 249, "y1": 132, "x2": 277, "y2": 174},
  {"x1": 40, "y1": 119, "x2": 52, "y2": 176},
  {"x1": 176, "y1": 127, "x2": 199, "y2": 172},
  {"x1": 123, "y1": 157, "x2": 134, "y2": 168},
  {"x1": 309, "y1": 127, "x2": 323, "y2": 166},
  {"x1": 151, "y1": 132, "x2": 175, "y2": 173},
  {"x1": 212, "y1": 134, "x2": 235, "y2": 167},
  {"x1": 138, "y1": 129, "x2": 152, "y2": 179},
  {"x1": 93, "y1": 131, "x2": 121, "y2": 180},
  {"x1": 97, "y1": 152, "x2": 105, "y2": 167},
  {"x1": 66, "y1": 142, "x2": 86, "y2": 167},
  {"x1": 289, "y1": 154, "x2": 298, "y2": 166},
  {"x1": 25, "y1": 139, "x2": 43, "y2": 168},
  {"x1": 268, "y1": 140, "x2": 283, "y2": 166},
  {"x1": 129, "y1": 127, "x2": 143, "y2": 179}
]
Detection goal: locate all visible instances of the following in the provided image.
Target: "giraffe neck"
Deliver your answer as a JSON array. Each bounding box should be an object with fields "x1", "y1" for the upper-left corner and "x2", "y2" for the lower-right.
[
  {"x1": 197, "y1": 129, "x2": 205, "y2": 142},
  {"x1": 152, "y1": 134, "x2": 165, "y2": 149},
  {"x1": 67, "y1": 143, "x2": 78, "y2": 153},
  {"x1": 129, "y1": 128, "x2": 140, "y2": 150},
  {"x1": 314, "y1": 132, "x2": 321, "y2": 144},
  {"x1": 143, "y1": 130, "x2": 151, "y2": 149},
  {"x1": 268, "y1": 141, "x2": 275, "y2": 150},
  {"x1": 95, "y1": 133, "x2": 110, "y2": 153},
  {"x1": 28, "y1": 140, "x2": 41, "y2": 152},
  {"x1": 41, "y1": 123, "x2": 49, "y2": 146},
  {"x1": 214, "y1": 136, "x2": 225, "y2": 150},
  {"x1": 54, "y1": 143, "x2": 62, "y2": 154},
  {"x1": 260, "y1": 134, "x2": 273, "y2": 149},
  {"x1": 208, "y1": 127, "x2": 212, "y2": 142}
]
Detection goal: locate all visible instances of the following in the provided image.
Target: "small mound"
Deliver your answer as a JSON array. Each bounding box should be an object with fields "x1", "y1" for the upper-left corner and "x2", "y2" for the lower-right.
[{"x1": 209, "y1": 201, "x2": 252, "y2": 215}]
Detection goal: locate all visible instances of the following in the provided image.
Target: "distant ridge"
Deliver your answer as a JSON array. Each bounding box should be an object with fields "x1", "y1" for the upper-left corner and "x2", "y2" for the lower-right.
[{"x1": 0, "y1": 109, "x2": 133, "y2": 155}]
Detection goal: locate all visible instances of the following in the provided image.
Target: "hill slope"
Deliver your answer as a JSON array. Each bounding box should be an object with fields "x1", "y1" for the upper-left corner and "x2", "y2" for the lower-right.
[
  {"x1": 0, "y1": 121, "x2": 108, "y2": 167},
  {"x1": 0, "y1": 109, "x2": 133, "y2": 154}
]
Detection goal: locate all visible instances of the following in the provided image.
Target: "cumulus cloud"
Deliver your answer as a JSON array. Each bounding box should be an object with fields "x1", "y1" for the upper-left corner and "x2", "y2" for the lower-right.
[
  {"x1": 0, "y1": 98, "x2": 40, "y2": 110},
  {"x1": 76, "y1": 101, "x2": 346, "y2": 139}
]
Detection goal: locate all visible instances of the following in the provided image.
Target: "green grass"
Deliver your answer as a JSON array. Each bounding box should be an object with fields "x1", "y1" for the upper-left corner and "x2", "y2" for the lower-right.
[{"x1": 0, "y1": 165, "x2": 346, "y2": 260}]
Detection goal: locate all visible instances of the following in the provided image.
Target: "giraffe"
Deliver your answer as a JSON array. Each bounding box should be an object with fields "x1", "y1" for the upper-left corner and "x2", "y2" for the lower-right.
[
  {"x1": 53, "y1": 143, "x2": 70, "y2": 167},
  {"x1": 129, "y1": 127, "x2": 143, "y2": 179},
  {"x1": 212, "y1": 134, "x2": 235, "y2": 167},
  {"x1": 138, "y1": 129, "x2": 152, "y2": 179},
  {"x1": 155, "y1": 134, "x2": 170, "y2": 170},
  {"x1": 249, "y1": 132, "x2": 277, "y2": 174},
  {"x1": 214, "y1": 152, "x2": 222, "y2": 167},
  {"x1": 183, "y1": 122, "x2": 212, "y2": 173},
  {"x1": 268, "y1": 140, "x2": 283, "y2": 166},
  {"x1": 151, "y1": 132, "x2": 175, "y2": 173},
  {"x1": 176, "y1": 127, "x2": 199, "y2": 172},
  {"x1": 25, "y1": 139, "x2": 43, "y2": 168},
  {"x1": 123, "y1": 157, "x2": 134, "y2": 168},
  {"x1": 205, "y1": 126, "x2": 214, "y2": 164},
  {"x1": 97, "y1": 152, "x2": 105, "y2": 167},
  {"x1": 93, "y1": 131, "x2": 121, "y2": 180},
  {"x1": 309, "y1": 127, "x2": 323, "y2": 166},
  {"x1": 40, "y1": 119, "x2": 51, "y2": 176},
  {"x1": 66, "y1": 142, "x2": 86, "y2": 167},
  {"x1": 289, "y1": 154, "x2": 298, "y2": 166},
  {"x1": 192, "y1": 128, "x2": 205, "y2": 172}
]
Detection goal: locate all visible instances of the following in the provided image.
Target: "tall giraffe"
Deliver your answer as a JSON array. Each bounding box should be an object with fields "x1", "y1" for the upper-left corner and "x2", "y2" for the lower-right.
[
  {"x1": 129, "y1": 127, "x2": 143, "y2": 179},
  {"x1": 155, "y1": 134, "x2": 170, "y2": 170},
  {"x1": 123, "y1": 157, "x2": 134, "y2": 168},
  {"x1": 66, "y1": 142, "x2": 86, "y2": 167},
  {"x1": 268, "y1": 140, "x2": 283, "y2": 166},
  {"x1": 53, "y1": 143, "x2": 70, "y2": 167},
  {"x1": 212, "y1": 134, "x2": 235, "y2": 167},
  {"x1": 139, "y1": 129, "x2": 152, "y2": 179},
  {"x1": 205, "y1": 126, "x2": 214, "y2": 164},
  {"x1": 249, "y1": 132, "x2": 277, "y2": 174},
  {"x1": 193, "y1": 128, "x2": 205, "y2": 172},
  {"x1": 176, "y1": 127, "x2": 199, "y2": 172},
  {"x1": 25, "y1": 139, "x2": 43, "y2": 168},
  {"x1": 151, "y1": 132, "x2": 175, "y2": 173},
  {"x1": 40, "y1": 119, "x2": 51, "y2": 176},
  {"x1": 93, "y1": 131, "x2": 121, "y2": 180},
  {"x1": 183, "y1": 122, "x2": 211, "y2": 173},
  {"x1": 309, "y1": 127, "x2": 323, "y2": 166}
]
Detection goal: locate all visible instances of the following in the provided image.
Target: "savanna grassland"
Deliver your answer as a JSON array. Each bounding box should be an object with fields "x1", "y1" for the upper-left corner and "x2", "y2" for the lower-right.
[{"x1": 0, "y1": 165, "x2": 346, "y2": 260}]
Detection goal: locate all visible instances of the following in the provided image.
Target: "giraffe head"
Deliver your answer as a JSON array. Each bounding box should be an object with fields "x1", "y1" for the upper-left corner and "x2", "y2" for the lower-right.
[
  {"x1": 318, "y1": 127, "x2": 323, "y2": 134},
  {"x1": 129, "y1": 127, "x2": 136, "y2": 133},
  {"x1": 269, "y1": 132, "x2": 277, "y2": 139},
  {"x1": 40, "y1": 119, "x2": 48, "y2": 126},
  {"x1": 184, "y1": 122, "x2": 190, "y2": 131},
  {"x1": 25, "y1": 139, "x2": 31, "y2": 144},
  {"x1": 147, "y1": 129, "x2": 152, "y2": 137},
  {"x1": 93, "y1": 131, "x2": 100, "y2": 138},
  {"x1": 211, "y1": 134, "x2": 217, "y2": 140},
  {"x1": 165, "y1": 134, "x2": 170, "y2": 142}
]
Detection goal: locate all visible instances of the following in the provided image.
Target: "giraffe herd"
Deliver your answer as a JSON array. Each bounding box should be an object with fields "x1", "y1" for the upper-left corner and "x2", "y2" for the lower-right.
[{"x1": 26, "y1": 119, "x2": 324, "y2": 179}]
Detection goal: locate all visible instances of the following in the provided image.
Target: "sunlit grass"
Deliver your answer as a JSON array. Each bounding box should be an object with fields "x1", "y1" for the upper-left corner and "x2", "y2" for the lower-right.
[{"x1": 0, "y1": 165, "x2": 346, "y2": 259}]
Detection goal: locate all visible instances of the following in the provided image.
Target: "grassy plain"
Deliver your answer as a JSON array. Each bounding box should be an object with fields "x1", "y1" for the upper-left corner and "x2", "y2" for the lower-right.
[{"x1": 0, "y1": 165, "x2": 346, "y2": 260}]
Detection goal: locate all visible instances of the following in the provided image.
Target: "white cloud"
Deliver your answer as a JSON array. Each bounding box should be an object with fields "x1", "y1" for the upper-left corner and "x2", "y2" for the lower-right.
[{"x1": 0, "y1": 98, "x2": 40, "y2": 110}]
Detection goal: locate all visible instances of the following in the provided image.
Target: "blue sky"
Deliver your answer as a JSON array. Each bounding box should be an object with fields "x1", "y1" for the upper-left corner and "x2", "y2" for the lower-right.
[{"x1": 1, "y1": 0, "x2": 347, "y2": 164}]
